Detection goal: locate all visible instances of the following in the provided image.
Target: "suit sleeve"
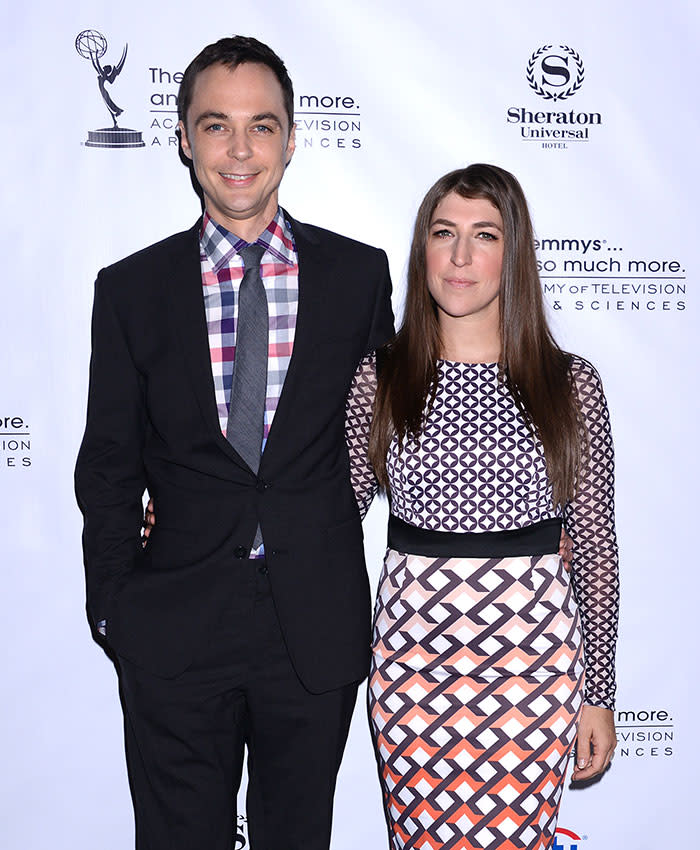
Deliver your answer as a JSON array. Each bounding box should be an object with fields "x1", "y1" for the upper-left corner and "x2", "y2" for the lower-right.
[
  {"x1": 344, "y1": 249, "x2": 393, "y2": 517},
  {"x1": 74, "y1": 272, "x2": 148, "y2": 632},
  {"x1": 364, "y1": 249, "x2": 394, "y2": 355}
]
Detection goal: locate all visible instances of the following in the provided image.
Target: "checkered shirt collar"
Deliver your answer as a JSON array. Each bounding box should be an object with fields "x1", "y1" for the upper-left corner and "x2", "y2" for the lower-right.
[{"x1": 199, "y1": 208, "x2": 296, "y2": 272}]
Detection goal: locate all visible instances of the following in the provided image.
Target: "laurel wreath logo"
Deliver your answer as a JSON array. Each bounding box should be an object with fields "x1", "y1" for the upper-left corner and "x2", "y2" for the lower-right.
[{"x1": 526, "y1": 45, "x2": 584, "y2": 101}]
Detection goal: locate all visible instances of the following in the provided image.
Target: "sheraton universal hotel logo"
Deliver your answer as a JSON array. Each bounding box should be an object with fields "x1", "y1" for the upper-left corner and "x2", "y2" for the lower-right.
[{"x1": 507, "y1": 44, "x2": 602, "y2": 150}]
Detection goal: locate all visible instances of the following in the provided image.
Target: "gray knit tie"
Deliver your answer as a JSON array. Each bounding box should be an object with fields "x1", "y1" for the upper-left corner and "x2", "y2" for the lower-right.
[{"x1": 226, "y1": 243, "x2": 267, "y2": 474}]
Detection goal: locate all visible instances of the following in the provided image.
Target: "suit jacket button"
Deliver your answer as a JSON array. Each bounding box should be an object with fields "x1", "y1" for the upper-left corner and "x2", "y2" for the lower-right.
[
  {"x1": 258, "y1": 564, "x2": 269, "y2": 575},
  {"x1": 234, "y1": 546, "x2": 247, "y2": 559}
]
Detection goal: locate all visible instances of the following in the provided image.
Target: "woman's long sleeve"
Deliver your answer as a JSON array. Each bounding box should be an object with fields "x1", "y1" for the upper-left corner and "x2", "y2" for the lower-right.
[
  {"x1": 345, "y1": 353, "x2": 379, "y2": 519},
  {"x1": 566, "y1": 357, "x2": 620, "y2": 710}
]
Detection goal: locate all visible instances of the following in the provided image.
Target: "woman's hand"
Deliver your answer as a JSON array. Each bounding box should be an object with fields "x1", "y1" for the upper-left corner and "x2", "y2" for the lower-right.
[
  {"x1": 558, "y1": 528, "x2": 574, "y2": 573},
  {"x1": 142, "y1": 498, "x2": 155, "y2": 546},
  {"x1": 572, "y1": 704, "x2": 616, "y2": 781}
]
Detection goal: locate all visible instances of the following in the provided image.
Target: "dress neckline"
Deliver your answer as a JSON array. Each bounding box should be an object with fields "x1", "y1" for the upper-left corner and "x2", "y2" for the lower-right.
[{"x1": 437, "y1": 358, "x2": 499, "y2": 367}]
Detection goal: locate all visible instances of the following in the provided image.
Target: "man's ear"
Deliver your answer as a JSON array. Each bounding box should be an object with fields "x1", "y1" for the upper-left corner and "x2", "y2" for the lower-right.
[
  {"x1": 285, "y1": 122, "x2": 296, "y2": 166},
  {"x1": 178, "y1": 120, "x2": 193, "y2": 161}
]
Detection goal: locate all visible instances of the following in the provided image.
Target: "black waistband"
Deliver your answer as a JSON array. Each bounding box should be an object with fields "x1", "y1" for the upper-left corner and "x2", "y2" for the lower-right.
[{"x1": 387, "y1": 515, "x2": 562, "y2": 558}]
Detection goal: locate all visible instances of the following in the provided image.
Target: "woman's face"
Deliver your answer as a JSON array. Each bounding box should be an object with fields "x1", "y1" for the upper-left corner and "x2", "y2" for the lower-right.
[{"x1": 425, "y1": 192, "x2": 504, "y2": 326}]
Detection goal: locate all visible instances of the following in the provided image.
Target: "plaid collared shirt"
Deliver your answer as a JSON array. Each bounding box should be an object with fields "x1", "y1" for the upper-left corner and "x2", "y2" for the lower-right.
[{"x1": 200, "y1": 208, "x2": 298, "y2": 446}]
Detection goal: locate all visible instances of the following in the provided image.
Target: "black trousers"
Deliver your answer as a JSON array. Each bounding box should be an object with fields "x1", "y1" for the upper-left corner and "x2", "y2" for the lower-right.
[{"x1": 118, "y1": 565, "x2": 359, "y2": 850}]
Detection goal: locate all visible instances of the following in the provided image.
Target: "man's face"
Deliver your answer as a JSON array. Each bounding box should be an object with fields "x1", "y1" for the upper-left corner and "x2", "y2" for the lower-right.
[{"x1": 179, "y1": 62, "x2": 295, "y2": 241}]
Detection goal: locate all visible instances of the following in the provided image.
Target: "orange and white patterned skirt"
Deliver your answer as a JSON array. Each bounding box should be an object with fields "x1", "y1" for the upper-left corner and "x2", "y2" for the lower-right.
[{"x1": 369, "y1": 530, "x2": 584, "y2": 850}]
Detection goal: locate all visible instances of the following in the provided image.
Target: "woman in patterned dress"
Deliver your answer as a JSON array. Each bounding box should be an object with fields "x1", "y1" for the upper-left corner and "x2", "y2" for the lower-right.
[{"x1": 349, "y1": 164, "x2": 619, "y2": 850}]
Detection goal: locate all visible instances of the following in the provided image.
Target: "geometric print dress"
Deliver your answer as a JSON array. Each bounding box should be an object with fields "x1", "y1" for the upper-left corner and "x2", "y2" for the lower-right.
[{"x1": 346, "y1": 356, "x2": 619, "y2": 850}]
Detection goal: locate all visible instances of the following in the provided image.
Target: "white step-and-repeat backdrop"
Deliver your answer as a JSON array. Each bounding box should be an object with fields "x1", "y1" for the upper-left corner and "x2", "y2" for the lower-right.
[{"x1": 2, "y1": 1, "x2": 697, "y2": 847}]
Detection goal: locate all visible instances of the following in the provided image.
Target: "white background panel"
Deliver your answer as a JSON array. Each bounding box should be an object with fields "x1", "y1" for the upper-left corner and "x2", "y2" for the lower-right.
[{"x1": 1, "y1": 1, "x2": 697, "y2": 847}]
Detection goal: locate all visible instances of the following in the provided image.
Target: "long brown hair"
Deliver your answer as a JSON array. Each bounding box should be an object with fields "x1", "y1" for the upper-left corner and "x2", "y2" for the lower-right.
[{"x1": 369, "y1": 163, "x2": 582, "y2": 508}]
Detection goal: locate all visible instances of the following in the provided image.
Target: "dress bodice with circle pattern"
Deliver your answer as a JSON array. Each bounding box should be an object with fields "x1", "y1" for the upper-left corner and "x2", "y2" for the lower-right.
[
  {"x1": 387, "y1": 360, "x2": 554, "y2": 532},
  {"x1": 344, "y1": 352, "x2": 619, "y2": 709}
]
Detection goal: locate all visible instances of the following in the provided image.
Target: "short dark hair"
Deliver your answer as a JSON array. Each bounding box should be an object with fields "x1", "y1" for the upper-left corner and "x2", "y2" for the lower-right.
[{"x1": 178, "y1": 36, "x2": 294, "y2": 132}]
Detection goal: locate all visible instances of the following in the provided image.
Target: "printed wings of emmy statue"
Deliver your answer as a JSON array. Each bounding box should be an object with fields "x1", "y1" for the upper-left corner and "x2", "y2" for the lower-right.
[{"x1": 75, "y1": 29, "x2": 145, "y2": 148}]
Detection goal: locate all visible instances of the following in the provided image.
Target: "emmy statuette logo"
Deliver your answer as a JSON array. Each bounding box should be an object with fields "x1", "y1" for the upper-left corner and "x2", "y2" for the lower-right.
[{"x1": 75, "y1": 29, "x2": 145, "y2": 148}]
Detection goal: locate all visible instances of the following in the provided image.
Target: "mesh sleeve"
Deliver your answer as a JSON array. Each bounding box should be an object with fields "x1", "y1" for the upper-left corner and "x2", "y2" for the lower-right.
[
  {"x1": 345, "y1": 353, "x2": 379, "y2": 519},
  {"x1": 565, "y1": 356, "x2": 620, "y2": 710}
]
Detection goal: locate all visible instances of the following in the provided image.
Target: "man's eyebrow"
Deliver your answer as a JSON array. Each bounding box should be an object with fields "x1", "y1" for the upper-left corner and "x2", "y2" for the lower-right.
[
  {"x1": 193, "y1": 111, "x2": 284, "y2": 128},
  {"x1": 193, "y1": 110, "x2": 229, "y2": 126},
  {"x1": 251, "y1": 112, "x2": 283, "y2": 127}
]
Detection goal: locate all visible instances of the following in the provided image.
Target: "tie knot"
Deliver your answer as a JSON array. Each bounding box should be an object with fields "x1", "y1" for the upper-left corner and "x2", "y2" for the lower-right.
[{"x1": 239, "y1": 243, "x2": 265, "y2": 270}]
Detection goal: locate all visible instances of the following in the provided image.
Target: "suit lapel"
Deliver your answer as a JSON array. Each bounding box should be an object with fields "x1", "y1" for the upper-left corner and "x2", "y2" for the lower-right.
[
  {"x1": 166, "y1": 222, "x2": 251, "y2": 471},
  {"x1": 261, "y1": 213, "x2": 329, "y2": 466}
]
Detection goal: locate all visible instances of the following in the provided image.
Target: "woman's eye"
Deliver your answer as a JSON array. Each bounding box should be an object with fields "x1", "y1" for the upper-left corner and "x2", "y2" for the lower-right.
[
  {"x1": 476, "y1": 231, "x2": 498, "y2": 241},
  {"x1": 431, "y1": 229, "x2": 453, "y2": 239}
]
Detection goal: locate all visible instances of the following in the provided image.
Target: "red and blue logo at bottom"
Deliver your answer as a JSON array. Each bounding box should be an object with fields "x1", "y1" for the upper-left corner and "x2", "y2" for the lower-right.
[{"x1": 554, "y1": 827, "x2": 585, "y2": 849}]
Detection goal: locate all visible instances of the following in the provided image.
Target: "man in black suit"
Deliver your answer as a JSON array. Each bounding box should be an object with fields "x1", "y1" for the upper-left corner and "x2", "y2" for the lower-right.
[{"x1": 75, "y1": 36, "x2": 393, "y2": 850}]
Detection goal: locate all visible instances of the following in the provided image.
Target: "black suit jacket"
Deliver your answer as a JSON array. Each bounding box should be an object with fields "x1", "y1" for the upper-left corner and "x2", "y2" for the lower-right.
[{"x1": 75, "y1": 213, "x2": 394, "y2": 692}]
